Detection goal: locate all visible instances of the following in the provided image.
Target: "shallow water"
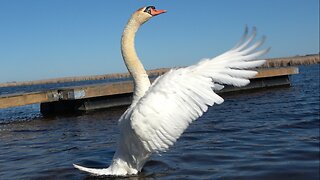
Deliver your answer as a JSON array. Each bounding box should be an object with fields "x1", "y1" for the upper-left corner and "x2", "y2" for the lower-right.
[{"x1": 0, "y1": 65, "x2": 319, "y2": 179}]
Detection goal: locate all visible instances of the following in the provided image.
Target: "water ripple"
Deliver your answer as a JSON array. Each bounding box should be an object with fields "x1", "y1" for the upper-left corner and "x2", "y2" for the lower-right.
[{"x1": 0, "y1": 65, "x2": 319, "y2": 179}]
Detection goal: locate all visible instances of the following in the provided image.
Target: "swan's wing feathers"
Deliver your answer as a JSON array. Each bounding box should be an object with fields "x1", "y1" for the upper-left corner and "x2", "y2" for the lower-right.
[
  {"x1": 131, "y1": 69, "x2": 223, "y2": 152},
  {"x1": 130, "y1": 27, "x2": 269, "y2": 153}
]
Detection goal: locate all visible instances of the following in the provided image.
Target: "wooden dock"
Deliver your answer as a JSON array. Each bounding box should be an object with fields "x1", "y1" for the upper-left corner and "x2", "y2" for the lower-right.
[{"x1": 0, "y1": 66, "x2": 299, "y2": 115}]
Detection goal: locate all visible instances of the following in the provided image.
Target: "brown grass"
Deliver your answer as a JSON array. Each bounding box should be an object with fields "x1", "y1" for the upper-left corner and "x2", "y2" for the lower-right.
[
  {"x1": 262, "y1": 54, "x2": 319, "y2": 68},
  {"x1": 0, "y1": 54, "x2": 318, "y2": 88}
]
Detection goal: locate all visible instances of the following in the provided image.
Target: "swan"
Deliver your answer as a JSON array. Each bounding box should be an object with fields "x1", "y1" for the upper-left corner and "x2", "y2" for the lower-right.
[{"x1": 73, "y1": 6, "x2": 269, "y2": 176}]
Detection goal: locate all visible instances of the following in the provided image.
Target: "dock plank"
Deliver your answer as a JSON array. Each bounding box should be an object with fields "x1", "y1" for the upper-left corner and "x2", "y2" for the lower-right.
[
  {"x1": 0, "y1": 67, "x2": 299, "y2": 109},
  {"x1": 253, "y1": 67, "x2": 299, "y2": 79},
  {"x1": 0, "y1": 90, "x2": 58, "y2": 109}
]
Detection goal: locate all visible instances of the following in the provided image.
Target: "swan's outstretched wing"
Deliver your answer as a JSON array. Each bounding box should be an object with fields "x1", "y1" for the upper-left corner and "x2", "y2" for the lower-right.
[{"x1": 130, "y1": 27, "x2": 269, "y2": 153}]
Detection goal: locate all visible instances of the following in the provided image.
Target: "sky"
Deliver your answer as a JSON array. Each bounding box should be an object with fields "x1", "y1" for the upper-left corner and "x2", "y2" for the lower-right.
[{"x1": 0, "y1": 0, "x2": 319, "y2": 83}]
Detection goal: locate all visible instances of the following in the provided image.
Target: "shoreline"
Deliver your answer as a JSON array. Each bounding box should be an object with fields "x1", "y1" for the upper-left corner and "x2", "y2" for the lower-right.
[{"x1": 0, "y1": 54, "x2": 318, "y2": 88}]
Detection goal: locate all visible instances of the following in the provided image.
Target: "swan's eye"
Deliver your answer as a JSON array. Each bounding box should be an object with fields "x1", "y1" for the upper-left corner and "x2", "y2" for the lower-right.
[{"x1": 144, "y1": 6, "x2": 156, "y2": 15}]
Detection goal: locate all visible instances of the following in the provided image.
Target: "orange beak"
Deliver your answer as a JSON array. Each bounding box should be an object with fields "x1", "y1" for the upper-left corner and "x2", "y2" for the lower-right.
[{"x1": 150, "y1": 8, "x2": 167, "y2": 16}]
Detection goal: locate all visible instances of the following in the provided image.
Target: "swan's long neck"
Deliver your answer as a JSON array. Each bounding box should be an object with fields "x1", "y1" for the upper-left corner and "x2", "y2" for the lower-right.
[{"x1": 121, "y1": 17, "x2": 151, "y2": 104}]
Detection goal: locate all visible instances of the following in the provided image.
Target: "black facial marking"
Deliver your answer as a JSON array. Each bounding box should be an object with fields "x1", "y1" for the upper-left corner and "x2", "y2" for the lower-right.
[{"x1": 144, "y1": 6, "x2": 156, "y2": 15}]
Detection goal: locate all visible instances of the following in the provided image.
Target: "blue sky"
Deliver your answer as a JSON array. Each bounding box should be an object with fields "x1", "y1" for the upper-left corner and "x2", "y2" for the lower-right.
[{"x1": 0, "y1": 0, "x2": 319, "y2": 83}]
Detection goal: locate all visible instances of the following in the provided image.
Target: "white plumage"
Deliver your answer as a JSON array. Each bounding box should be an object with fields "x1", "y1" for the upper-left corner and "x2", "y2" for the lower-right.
[
  {"x1": 73, "y1": 6, "x2": 269, "y2": 176},
  {"x1": 130, "y1": 26, "x2": 268, "y2": 154}
]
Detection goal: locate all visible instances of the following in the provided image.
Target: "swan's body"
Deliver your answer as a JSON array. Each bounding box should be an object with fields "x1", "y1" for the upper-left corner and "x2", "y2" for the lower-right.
[{"x1": 74, "y1": 6, "x2": 269, "y2": 176}]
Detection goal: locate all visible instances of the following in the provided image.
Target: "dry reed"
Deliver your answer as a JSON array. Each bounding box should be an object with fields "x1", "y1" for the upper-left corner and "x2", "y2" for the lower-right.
[{"x1": 0, "y1": 54, "x2": 318, "y2": 88}]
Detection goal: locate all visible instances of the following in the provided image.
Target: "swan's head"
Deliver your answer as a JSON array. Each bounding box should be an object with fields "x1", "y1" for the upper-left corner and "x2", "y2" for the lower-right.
[{"x1": 133, "y1": 6, "x2": 166, "y2": 24}]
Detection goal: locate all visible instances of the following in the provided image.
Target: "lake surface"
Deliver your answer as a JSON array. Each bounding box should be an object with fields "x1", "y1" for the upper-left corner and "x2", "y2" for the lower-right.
[{"x1": 0, "y1": 65, "x2": 319, "y2": 179}]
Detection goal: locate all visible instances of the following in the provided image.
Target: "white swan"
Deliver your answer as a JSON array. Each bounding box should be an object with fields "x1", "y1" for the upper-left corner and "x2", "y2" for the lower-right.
[{"x1": 73, "y1": 6, "x2": 269, "y2": 176}]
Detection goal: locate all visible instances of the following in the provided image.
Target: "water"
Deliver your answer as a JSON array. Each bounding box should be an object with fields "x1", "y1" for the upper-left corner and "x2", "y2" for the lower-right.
[{"x1": 0, "y1": 65, "x2": 319, "y2": 179}]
